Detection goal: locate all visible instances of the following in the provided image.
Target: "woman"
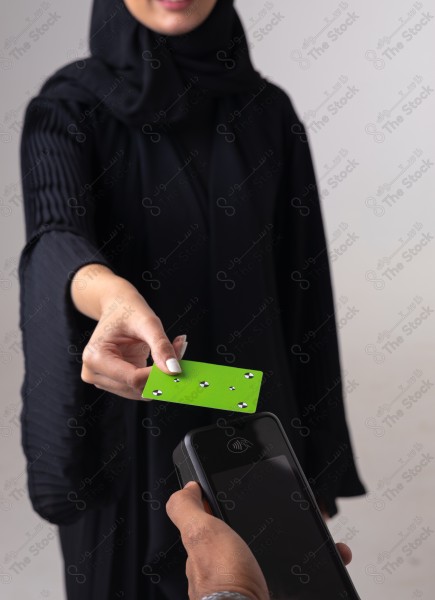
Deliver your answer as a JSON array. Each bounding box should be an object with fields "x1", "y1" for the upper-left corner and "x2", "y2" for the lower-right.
[{"x1": 18, "y1": 0, "x2": 366, "y2": 598}]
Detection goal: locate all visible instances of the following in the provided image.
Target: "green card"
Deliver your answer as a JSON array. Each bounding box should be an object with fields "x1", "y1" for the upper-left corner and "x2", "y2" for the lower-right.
[{"x1": 141, "y1": 359, "x2": 263, "y2": 413}]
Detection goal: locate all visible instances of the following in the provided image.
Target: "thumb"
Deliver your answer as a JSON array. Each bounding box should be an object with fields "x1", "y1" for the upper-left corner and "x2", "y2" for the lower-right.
[
  {"x1": 166, "y1": 481, "x2": 205, "y2": 529},
  {"x1": 184, "y1": 481, "x2": 214, "y2": 515},
  {"x1": 134, "y1": 314, "x2": 183, "y2": 375}
]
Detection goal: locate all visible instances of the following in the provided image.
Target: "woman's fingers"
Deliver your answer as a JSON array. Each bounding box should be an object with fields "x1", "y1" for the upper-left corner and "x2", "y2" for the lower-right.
[
  {"x1": 82, "y1": 367, "x2": 147, "y2": 399},
  {"x1": 94, "y1": 382, "x2": 143, "y2": 400},
  {"x1": 177, "y1": 338, "x2": 188, "y2": 360},
  {"x1": 83, "y1": 348, "x2": 146, "y2": 385},
  {"x1": 81, "y1": 361, "x2": 149, "y2": 398},
  {"x1": 81, "y1": 336, "x2": 187, "y2": 398}
]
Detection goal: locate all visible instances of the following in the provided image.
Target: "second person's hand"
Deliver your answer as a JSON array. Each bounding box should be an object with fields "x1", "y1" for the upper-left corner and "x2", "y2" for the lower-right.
[
  {"x1": 166, "y1": 482, "x2": 353, "y2": 600},
  {"x1": 72, "y1": 264, "x2": 188, "y2": 399},
  {"x1": 167, "y1": 481, "x2": 270, "y2": 600}
]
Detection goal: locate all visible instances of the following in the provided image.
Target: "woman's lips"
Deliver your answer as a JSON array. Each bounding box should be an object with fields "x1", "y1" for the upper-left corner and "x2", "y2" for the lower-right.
[{"x1": 156, "y1": 0, "x2": 194, "y2": 11}]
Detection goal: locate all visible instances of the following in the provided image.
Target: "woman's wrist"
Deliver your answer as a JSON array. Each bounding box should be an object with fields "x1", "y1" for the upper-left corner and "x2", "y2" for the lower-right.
[
  {"x1": 70, "y1": 263, "x2": 141, "y2": 321},
  {"x1": 98, "y1": 274, "x2": 142, "y2": 318}
]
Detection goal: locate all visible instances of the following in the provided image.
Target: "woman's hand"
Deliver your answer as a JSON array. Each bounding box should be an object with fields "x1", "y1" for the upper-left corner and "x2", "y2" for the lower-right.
[{"x1": 71, "y1": 264, "x2": 187, "y2": 400}]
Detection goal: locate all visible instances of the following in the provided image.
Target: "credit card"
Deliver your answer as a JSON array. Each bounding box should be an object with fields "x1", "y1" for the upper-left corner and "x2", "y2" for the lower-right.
[{"x1": 141, "y1": 359, "x2": 263, "y2": 413}]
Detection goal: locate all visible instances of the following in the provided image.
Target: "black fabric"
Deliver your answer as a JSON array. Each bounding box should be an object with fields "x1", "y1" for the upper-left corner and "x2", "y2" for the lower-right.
[
  {"x1": 38, "y1": 0, "x2": 263, "y2": 129},
  {"x1": 18, "y1": 1, "x2": 366, "y2": 598}
]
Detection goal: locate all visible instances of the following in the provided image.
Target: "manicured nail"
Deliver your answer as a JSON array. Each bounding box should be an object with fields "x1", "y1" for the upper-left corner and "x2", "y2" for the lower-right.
[
  {"x1": 166, "y1": 358, "x2": 182, "y2": 373},
  {"x1": 179, "y1": 341, "x2": 188, "y2": 360}
]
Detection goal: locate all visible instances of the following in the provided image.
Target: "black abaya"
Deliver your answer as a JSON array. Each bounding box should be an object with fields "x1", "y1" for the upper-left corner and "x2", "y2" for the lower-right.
[{"x1": 18, "y1": 1, "x2": 366, "y2": 598}]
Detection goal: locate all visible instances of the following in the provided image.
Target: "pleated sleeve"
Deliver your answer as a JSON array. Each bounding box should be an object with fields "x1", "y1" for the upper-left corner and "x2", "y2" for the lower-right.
[
  {"x1": 18, "y1": 96, "x2": 126, "y2": 524},
  {"x1": 274, "y1": 95, "x2": 366, "y2": 517}
]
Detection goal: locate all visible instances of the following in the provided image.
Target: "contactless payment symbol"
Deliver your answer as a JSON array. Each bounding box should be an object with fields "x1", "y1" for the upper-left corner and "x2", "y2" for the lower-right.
[
  {"x1": 227, "y1": 437, "x2": 254, "y2": 453},
  {"x1": 141, "y1": 359, "x2": 263, "y2": 413}
]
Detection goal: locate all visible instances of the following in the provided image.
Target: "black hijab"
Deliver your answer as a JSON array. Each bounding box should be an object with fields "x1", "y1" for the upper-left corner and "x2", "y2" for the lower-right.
[{"x1": 38, "y1": 0, "x2": 264, "y2": 128}]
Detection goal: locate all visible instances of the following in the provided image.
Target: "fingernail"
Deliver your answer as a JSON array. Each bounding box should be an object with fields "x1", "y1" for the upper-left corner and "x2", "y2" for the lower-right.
[
  {"x1": 166, "y1": 357, "x2": 182, "y2": 373},
  {"x1": 177, "y1": 334, "x2": 187, "y2": 343},
  {"x1": 179, "y1": 341, "x2": 188, "y2": 360},
  {"x1": 184, "y1": 481, "x2": 196, "y2": 489}
]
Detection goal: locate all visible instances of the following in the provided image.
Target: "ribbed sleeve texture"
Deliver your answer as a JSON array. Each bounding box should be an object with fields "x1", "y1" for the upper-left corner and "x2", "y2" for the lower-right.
[
  {"x1": 18, "y1": 97, "x2": 125, "y2": 524},
  {"x1": 20, "y1": 96, "x2": 102, "y2": 243}
]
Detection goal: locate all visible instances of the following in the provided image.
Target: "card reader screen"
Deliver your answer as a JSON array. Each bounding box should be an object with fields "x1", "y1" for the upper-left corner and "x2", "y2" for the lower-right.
[{"x1": 211, "y1": 455, "x2": 354, "y2": 600}]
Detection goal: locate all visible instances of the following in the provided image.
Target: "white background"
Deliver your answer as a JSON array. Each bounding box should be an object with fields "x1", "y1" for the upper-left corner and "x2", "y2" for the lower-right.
[{"x1": 0, "y1": 1, "x2": 434, "y2": 598}]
